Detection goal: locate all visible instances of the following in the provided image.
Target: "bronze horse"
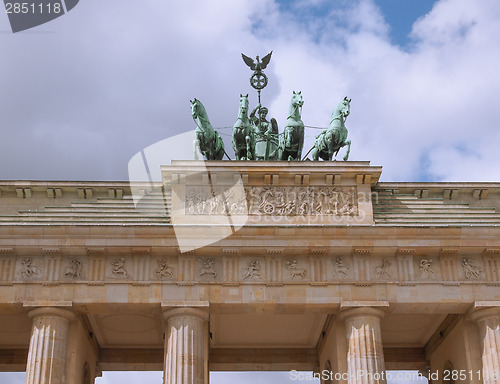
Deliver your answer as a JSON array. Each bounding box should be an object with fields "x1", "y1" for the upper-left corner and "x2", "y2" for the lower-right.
[
  {"x1": 191, "y1": 98, "x2": 225, "y2": 160},
  {"x1": 279, "y1": 91, "x2": 304, "y2": 161},
  {"x1": 232, "y1": 94, "x2": 255, "y2": 160},
  {"x1": 311, "y1": 97, "x2": 351, "y2": 161}
]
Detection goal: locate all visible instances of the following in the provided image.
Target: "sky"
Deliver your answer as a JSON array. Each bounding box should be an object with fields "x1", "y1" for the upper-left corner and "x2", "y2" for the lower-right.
[
  {"x1": 1, "y1": 0, "x2": 499, "y2": 382},
  {"x1": 1, "y1": 0, "x2": 500, "y2": 183}
]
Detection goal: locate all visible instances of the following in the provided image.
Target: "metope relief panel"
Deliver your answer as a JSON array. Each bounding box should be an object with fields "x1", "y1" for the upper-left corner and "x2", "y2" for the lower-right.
[
  {"x1": 110, "y1": 257, "x2": 131, "y2": 279},
  {"x1": 375, "y1": 259, "x2": 394, "y2": 280},
  {"x1": 185, "y1": 186, "x2": 359, "y2": 216},
  {"x1": 284, "y1": 258, "x2": 308, "y2": 281},
  {"x1": 241, "y1": 258, "x2": 264, "y2": 281},
  {"x1": 332, "y1": 256, "x2": 351, "y2": 279},
  {"x1": 460, "y1": 257, "x2": 483, "y2": 280},
  {"x1": 17, "y1": 257, "x2": 42, "y2": 281},
  {"x1": 197, "y1": 257, "x2": 219, "y2": 281},
  {"x1": 155, "y1": 258, "x2": 175, "y2": 280},
  {"x1": 417, "y1": 258, "x2": 438, "y2": 280},
  {"x1": 62, "y1": 258, "x2": 86, "y2": 280}
]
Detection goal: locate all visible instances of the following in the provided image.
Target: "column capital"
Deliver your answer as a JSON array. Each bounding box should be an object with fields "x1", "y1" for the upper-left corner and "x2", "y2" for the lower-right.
[
  {"x1": 470, "y1": 306, "x2": 500, "y2": 323},
  {"x1": 27, "y1": 306, "x2": 76, "y2": 322},
  {"x1": 338, "y1": 306, "x2": 386, "y2": 322},
  {"x1": 162, "y1": 307, "x2": 209, "y2": 323}
]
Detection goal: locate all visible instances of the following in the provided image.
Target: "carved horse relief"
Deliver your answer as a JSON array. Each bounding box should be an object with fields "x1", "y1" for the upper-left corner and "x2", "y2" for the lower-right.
[
  {"x1": 311, "y1": 97, "x2": 351, "y2": 161},
  {"x1": 279, "y1": 91, "x2": 304, "y2": 161},
  {"x1": 191, "y1": 98, "x2": 225, "y2": 160},
  {"x1": 232, "y1": 94, "x2": 255, "y2": 160}
]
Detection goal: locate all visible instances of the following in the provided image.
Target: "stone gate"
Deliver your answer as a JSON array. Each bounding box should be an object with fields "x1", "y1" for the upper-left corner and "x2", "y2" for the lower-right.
[{"x1": 1, "y1": 161, "x2": 500, "y2": 384}]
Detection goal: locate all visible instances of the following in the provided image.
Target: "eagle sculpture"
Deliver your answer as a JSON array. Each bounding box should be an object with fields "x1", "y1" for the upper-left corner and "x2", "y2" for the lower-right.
[{"x1": 241, "y1": 51, "x2": 273, "y2": 73}]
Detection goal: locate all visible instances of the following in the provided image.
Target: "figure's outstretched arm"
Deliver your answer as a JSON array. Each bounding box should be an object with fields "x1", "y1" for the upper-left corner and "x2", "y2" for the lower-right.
[{"x1": 250, "y1": 103, "x2": 261, "y2": 119}]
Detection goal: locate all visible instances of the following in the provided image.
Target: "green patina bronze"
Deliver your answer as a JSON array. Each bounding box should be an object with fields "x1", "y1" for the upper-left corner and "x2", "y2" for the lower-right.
[
  {"x1": 190, "y1": 52, "x2": 354, "y2": 162},
  {"x1": 191, "y1": 99, "x2": 225, "y2": 161},
  {"x1": 311, "y1": 97, "x2": 352, "y2": 161},
  {"x1": 232, "y1": 94, "x2": 256, "y2": 161},
  {"x1": 250, "y1": 103, "x2": 279, "y2": 161},
  {"x1": 241, "y1": 51, "x2": 272, "y2": 93},
  {"x1": 279, "y1": 91, "x2": 305, "y2": 161}
]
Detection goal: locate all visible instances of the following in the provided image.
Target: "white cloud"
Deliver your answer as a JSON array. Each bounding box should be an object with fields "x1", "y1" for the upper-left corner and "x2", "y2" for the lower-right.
[{"x1": 1, "y1": 0, "x2": 499, "y2": 181}]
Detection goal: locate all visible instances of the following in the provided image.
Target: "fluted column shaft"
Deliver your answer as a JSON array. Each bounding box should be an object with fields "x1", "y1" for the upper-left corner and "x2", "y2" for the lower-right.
[
  {"x1": 25, "y1": 307, "x2": 75, "y2": 384},
  {"x1": 162, "y1": 307, "x2": 209, "y2": 384},
  {"x1": 471, "y1": 307, "x2": 500, "y2": 384},
  {"x1": 340, "y1": 307, "x2": 386, "y2": 384}
]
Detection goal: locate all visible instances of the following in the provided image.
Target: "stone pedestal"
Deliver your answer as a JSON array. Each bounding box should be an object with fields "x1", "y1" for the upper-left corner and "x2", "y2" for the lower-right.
[
  {"x1": 471, "y1": 307, "x2": 500, "y2": 384},
  {"x1": 162, "y1": 307, "x2": 209, "y2": 384},
  {"x1": 340, "y1": 307, "x2": 386, "y2": 384},
  {"x1": 25, "y1": 307, "x2": 75, "y2": 384}
]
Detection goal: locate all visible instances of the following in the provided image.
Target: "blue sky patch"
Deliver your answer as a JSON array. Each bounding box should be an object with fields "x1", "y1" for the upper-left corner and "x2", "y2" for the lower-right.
[{"x1": 275, "y1": 0, "x2": 438, "y2": 47}]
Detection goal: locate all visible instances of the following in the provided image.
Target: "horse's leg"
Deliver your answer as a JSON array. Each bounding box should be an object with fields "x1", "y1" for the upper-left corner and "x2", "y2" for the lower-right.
[
  {"x1": 245, "y1": 135, "x2": 251, "y2": 161},
  {"x1": 297, "y1": 126, "x2": 304, "y2": 160},
  {"x1": 232, "y1": 136, "x2": 240, "y2": 161},
  {"x1": 311, "y1": 147, "x2": 319, "y2": 161},
  {"x1": 194, "y1": 139, "x2": 200, "y2": 160},
  {"x1": 343, "y1": 140, "x2": 351, "y2": 161}
]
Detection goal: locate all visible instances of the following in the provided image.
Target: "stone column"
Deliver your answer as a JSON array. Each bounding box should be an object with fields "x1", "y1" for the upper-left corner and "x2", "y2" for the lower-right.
[
  {"x1": 162, "y1": 307, "x2": 209, "y2": 384},
  {"x1": 471, "y1": 307, "x2": 500, "y2": 384},
  {"x1": 340, "y1": 307, "x2": 386, "y2": 384},
  {"x1": 25, "y1": 307, "x2": 75, "y2": 384}
]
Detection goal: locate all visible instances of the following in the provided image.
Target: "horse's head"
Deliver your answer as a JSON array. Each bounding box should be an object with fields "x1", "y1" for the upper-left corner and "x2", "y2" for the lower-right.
[
  {"x1": 339, "y1": 96, "x2": 351, "y2": 119},
  {"x1": 239, "y1": 94, "x2": 249, "y2": 116},
  {"x1": 331, "y1": 96, "x2": 351, "y2": 123},
  {"x1": 190, "y1": 98, "x2": 200, "y2": 119},
  {"x1": 291, "y1": 91, "x2": 304, "y2": 108}
]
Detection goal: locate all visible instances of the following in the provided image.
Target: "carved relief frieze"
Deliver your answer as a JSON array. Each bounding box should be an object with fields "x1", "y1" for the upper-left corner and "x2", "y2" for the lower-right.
[
  {"x1": 199, "y1": 258, "x2": 217, "y2": 280},
  {"x1": 242, "y1": 260, "x2": 262, "y2": 280},
  {"x1": 185, "y1": 186, "x2": 358, "y2": 216},
  {"x1": 376, "y1": 259, "x2": 393, "y2": 279},
  {"x1": 156, "y1": 259, "x2": 174, "y2": 279},
  {"x1": 333, "y1": 257, "x2": 351, "y2": 278},
  {"x1": 20, "y1": 258, "x2": 41, "y2": 280},
  {"x1": 64, "y1": 259, "x2": 83, "y2": 279},
  {"x1": 111, "y1": 258, "x2": 130, "y2": 279},
  {"x1": 419, "y1": 259, "x2": 436, "y2": 279},
  {"x1": 286, "y1": 260, "x2": 307, "y2": 280},
  {"x1": 462, "y1": 258, "x2": 482, "y2": 279}
]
